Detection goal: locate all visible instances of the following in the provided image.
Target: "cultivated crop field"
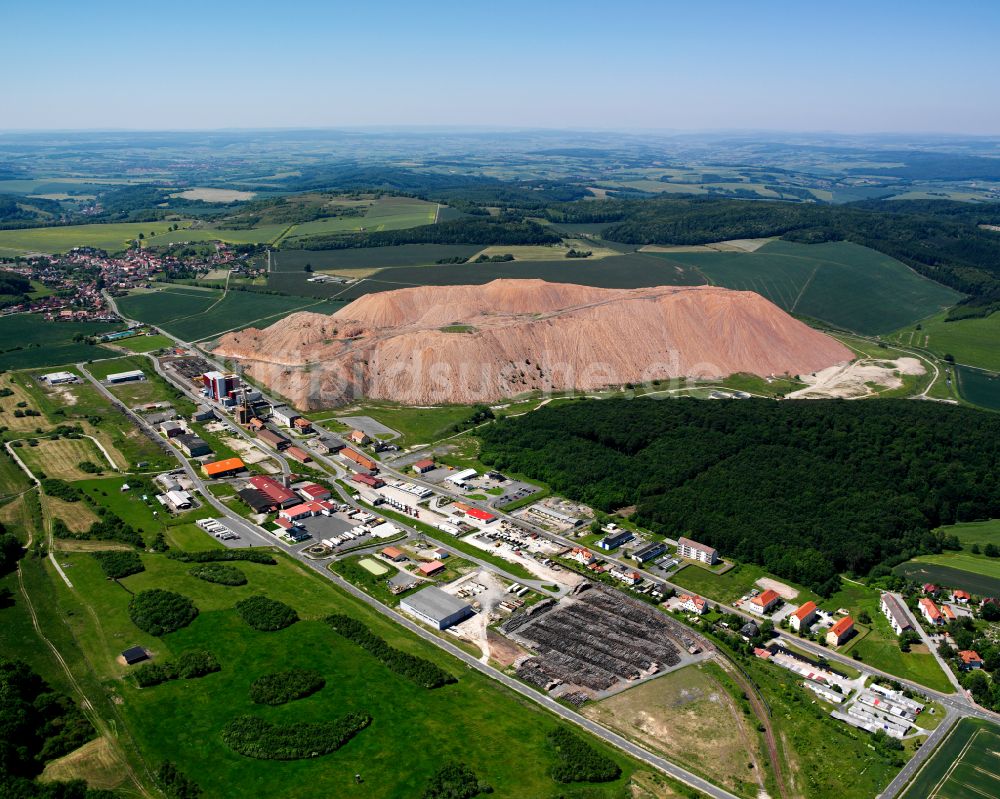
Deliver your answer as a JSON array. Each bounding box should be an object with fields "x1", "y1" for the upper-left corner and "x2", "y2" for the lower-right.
[
  {"x1": 269, "y1": 244, "x2": 484, "y2": 273},
  {"x1": 0, "y1": 221, "x2": 181, "y2": 254},
  {"x1": 46, "y1": 544, "x2": 643, "y2": 798},
  {"x1": 145, "y1": 223, "x2": 291, "y2": 247},
  {"x1": 118, "y1": 286, "x2": 324, "y2": 341},
  {"x1": 894, "y1": 560, "x2": 1000, "y2": 597},
  {"x1": 900, "y1": 718, "x2": 1000, "y2": 799},
  {"x1": 656, "y1": 241, "x2": 962, "y2": 334},
  {"x1": 0, "y1": 314, "x2": 121, "y2": 370}
]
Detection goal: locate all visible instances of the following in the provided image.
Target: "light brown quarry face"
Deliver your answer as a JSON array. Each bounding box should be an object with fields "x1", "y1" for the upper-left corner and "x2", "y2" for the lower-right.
[{"x1": 213, "y1": 279, "x2": 853, "y2": 409}]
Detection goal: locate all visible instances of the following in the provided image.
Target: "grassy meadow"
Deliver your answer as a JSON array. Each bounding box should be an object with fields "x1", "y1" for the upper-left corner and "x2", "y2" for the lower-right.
[
  {"x1": 38, "y1": 541, "x2": 646, "y2": 799},
  {"x1": 0, "y1": 314, "x2": 121, "y2": 370},
  {"x1": 891, "y1": 311, "x2": 1000, "y2": 372}
]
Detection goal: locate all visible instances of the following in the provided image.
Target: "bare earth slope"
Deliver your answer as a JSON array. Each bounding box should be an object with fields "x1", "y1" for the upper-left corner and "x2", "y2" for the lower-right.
[{"x1": 214, "y1": 279, "x2": 852, "y2": 408}]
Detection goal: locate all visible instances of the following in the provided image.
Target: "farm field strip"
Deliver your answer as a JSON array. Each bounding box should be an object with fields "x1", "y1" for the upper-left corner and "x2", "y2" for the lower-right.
[
  {"x1": 894, "y1": 560, "x2": 1000, "y2": 597},
  {"x1": 900, "y1": 719, "x2": 1000, "y2": 799}
]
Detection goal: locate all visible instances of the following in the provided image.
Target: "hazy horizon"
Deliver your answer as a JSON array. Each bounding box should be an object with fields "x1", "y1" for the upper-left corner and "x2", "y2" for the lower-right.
[{"x1": 5, "y1": 0, "x2": 1000, "y2": 135}]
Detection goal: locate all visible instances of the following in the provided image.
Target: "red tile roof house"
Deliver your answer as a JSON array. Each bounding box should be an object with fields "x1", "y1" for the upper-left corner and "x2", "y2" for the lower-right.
[
  {"x1": 747, "y1": 589, "x2": 782, "y2": 616},
  {"x1": 918, "y1": 597, "x2": 944, "y2": 626},
  {"x1": 952, "y1": 590, "x2": 971, "y2": 604},
  {"x1": 678, "y1": 594, "x2": 707, "y2": 615},
  {"x1": 922, "y1": 583, "x2": 940, "y2": 596},
  {"x1": 790, "y1": 601, "x2": 818, "y2": 632},
  {"x1": 826, "y1": 616, "x2": 855, "y2": 647},
  {"x1": 381, "y1": 546, "x2": 405, "y2": 562},
  {"x1": 958, "y1": 650, "x2": 983, "y2": 670}
]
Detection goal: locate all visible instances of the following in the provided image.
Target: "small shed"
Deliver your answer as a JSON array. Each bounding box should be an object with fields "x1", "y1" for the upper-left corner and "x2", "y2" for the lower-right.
[{"x1": 122, "y1": 646, "x2": 149, "y2": 665}]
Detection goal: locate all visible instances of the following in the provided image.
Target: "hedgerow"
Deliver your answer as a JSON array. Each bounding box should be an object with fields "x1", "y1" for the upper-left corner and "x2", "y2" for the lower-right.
[
  {"x1": 221, "y1": 713, "x2": 371, "y2": 760},
  {"x1": 188, "y1": 563, "x2": 247, "y2": 586},
  {"x1": 167, "y1": 549, "x2": 276, "y2": 565},
  {"x1": 234, "y1": 595, "x2": 299, "y2": 631},
  {"x1": 91, "y1": 550, "x2": 144, "y2": 579},
  {"x1": 249, "y1": 670, "x2": 325, "y2": 705},
  {"x1": 325, "y1": 614, "x2": 455, "y2": 689},
  {"x1": 546, "y1": 728, "x2": 621, "y2": 784},
  {"x1": 422, "y1": 762, "x2": 494, "y2": 799},
  {"x1": 128, "y1": 590, "x2": 199, "y2": 636},
  {"x1": 134, "y1": 650, "x2": 220, "y2": 688}
]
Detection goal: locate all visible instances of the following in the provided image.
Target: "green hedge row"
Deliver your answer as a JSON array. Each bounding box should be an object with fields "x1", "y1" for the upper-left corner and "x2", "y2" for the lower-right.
[
  {"x1": 167, "y1": 549, "x2": 276, "y2": 565},
  {"x1": 325, "y1": 614, "x2": 455, "y2": 689},
  {"x1": 134, "y1": 650, "x2": 220, "y2": 688},
  {"x1": 221, "y1": 713, "x2": 371, "y2": 760},
  {"x1": 249, "y1": 669, "x2": 325, "y2": 705}
]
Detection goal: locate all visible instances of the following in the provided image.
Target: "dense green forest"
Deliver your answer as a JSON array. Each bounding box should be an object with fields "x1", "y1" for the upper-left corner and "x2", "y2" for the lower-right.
[
  {"x1": 283, "y1": 215, "x2": 560, "y2": 250},
  {"x1": 0, "y1": 658, "x2": 110, "y2": 798},
  {"x1": 477, "y1": 398, "x2": 1000, "y2": 594},
  {"x1": 545, "y1": 196, "x2": 1000, "y2": 314}
]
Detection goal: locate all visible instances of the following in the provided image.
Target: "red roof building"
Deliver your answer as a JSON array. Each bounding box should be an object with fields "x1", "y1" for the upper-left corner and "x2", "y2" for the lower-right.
[
  {"x1": 918, "y1": 597, "x2": 944, "y2": 626},
  {"x1": 748, "y1": 589, "x2": 782, "y2": 615},
  {"x1": 341, "y1": 447, "x2": 377, "y2": 471},
  {"x1": 952, "y1": 590, "x2": 971, "y2": 604},
  {"x1": 351, "y1": 473, "x2": 385, "y2": 489},
  {"x1": 248, "y1": 475, "x2": 298, "y2": 508},
  {"x1": 412, "y1": 458, "x2": 435, "y2": 474},
  {"x1": 418, "y1": 560, "x2": 445, "y2": 576},
  {"x1": 298, "y1": 483, "x2": 331, "y2": 501},
  {"x1": 790, "y1": 600, "x2": 818, "y2": 632},
  {"x1": 826, "y1": 616, "x2": 854, "y2": 646},
  {"x1": 958, "y1": 650, "x2": 983, "y2": 669},
  {"x1": 286, "y1": 446, "x2": 312, "y2": 463}
]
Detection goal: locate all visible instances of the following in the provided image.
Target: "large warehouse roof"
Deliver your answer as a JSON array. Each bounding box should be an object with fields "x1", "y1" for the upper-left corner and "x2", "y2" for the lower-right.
[{"x1": 401, "y1": 586, "x2": 470, "y2": 622}]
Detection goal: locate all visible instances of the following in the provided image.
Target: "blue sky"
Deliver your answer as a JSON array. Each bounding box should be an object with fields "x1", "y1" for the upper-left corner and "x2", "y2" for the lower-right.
[{"x1": 3, "y1": 0, "x2": 998, "y2": 133}]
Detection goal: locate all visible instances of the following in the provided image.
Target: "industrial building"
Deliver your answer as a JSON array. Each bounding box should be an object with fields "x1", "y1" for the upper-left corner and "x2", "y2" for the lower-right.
[
  {"x1": 248, "y1": 475, "x2": 298, "y2": 508},
  {"x1": 202, "y1": 371, "x2": 239, "y2": 401},
  {"x1": 42, "y1": 371, "x2": 77, "y2": 385},
  {"x1": 677, "y1": 536, "x2": 719, "y2": 565},
  {"x1": 257, "y1": 428, "x2": 290, "y2": 450},
  {"x1": 202, "y1": 458, "x2": 245, "y2": 479},
  {"x1": 107, "y1": 369, "x2": 145, "y2": 384},
  {"x1": 176, "y1": 433, "x2": 211, "y2": 457},
  {"x1": 445, "y1": 468, "x2": 477, "y2": 487},
  {"x1": 632, "y1": 541, "x2": 667, "y2": 563},
  {"x1": 341, "y1": 447, "x2": 377, "y2": 471},
  {"x1": 286, "y1": 446, "x2": 312, "y2": 464},
  {"x1": 298, "y1": 483, "x2": 331, "y2": 502},
  {"x1": 399, "y1": 586, "x2": 474, "y2": 630},
  {"x1": 528, "y1": 504, "x2": 583, "y2": 527},
  {"x1": 352, "y1": 473, "x2": 385, "y2": 489},
  {"x1": 597, "y1": 529, "x2": 634, "y2": 550},
  {"x1": 412, "y1": 458, "x2": 435, "y2": 474},
  {"x1": 270, "y1": 404, "x2": 300, "y2": 427}
]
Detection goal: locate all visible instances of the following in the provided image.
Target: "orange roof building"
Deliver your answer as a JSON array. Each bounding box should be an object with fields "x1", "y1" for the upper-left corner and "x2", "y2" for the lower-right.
[
  {"x1": 748, "y1": 588, "x2": 782, "y2": 615},
  {"x1": 201, "y1": 457, "x2": 245, "y2": 478},
  {"x1": 958, "y1": 650, "x2": 983, "y2": 669},
  {"x1": 418, "y1": 560, "x2": 445, "y2": 576},
  {"x1": 826, "y1": 616, "x2": 854, "y2": 646},
  {"x1": 790, "y1": 600, "x2": 818, "y2": 631}
]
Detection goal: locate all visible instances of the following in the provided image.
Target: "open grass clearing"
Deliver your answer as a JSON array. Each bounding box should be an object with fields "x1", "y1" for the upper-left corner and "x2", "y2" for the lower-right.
[
  {"x1": 582, "y1": 661, "x2": 770, "y2": 798},
  {"x1": 43, "y1": 544, "x2": 645, "y2": 798},
  {"x1": 171, "y1": 188, "x2": 257, "y2": 202},
  {"x1": 18, "y1": 436, "x2": 114, "y2": 481},
  {"x1": 112, "y1": 333, "x2": 175, "y2": 353},
  {"x1": 470, "y1": 241, "x2": 620, "y2": 261},
  {"x1": 942, "y1": 518, "x2": 1000, "y2": 551},
  {"x1": 38, "y1": 735, "x2": 126, "y2": 792},
  {"x1": 671, "y1": 561, "x2": 819, "y2": 608},
  {"x1": 656, "y1": 240, "x2": 961, "y2": 334},
  {"x1": 42, "y1": 493, "x2": 100, "y2": 534}
]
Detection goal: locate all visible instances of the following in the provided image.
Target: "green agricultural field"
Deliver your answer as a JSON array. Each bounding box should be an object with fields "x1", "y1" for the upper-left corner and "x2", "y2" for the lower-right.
[
  {"x1": 43, "y1": 544, "x2": 644, "y2": 799},
  {"x1": 907, "y1": 552, "x2": 1000, "y2": 581},
  {"x1": 824, "y1": 581, "x2": 953, "y2": 692},
  {"x1": 144, "y1": 223, "x2": 291, "y2": 247},
  {"x1": 269, "y1": 245, "x2": 485, "y2": 273},
  {"x1": 286, "y1": 252, "x2": 708, "y2": 303},
  {"x1": 87, "y1": 355, "x2": 182, "y2": 406},
  {"x1": 894, "y1": 560, "x2": 1000, "y2": 598},
  {"x1": 0, "y1": 221, "x2": 181, "y2": 254},
  {"x1": 892, "y1": 311, "x2": 1000, "y2": 372},
  {"x1": 113, "y1": 333, "x2": 175, "y2": 353},
  {"x1": 0, "y1": 314, "x2": 121, "y2": 370},
  {"x1": 656, "y1": 240, "x2": 961, "y2": 334},
  {"x1": 954, "y1": 364, "x2": 1000, "y2": 411},
  {"x1": 117, "y1": 287, "x2": 222, "y2": 326},
  {"x1": 118, "y1": 286, "x2": 326, "y2": 341},
  {"x1": 900, "y1": 718, "x2": 1000, "y2": 799}
]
